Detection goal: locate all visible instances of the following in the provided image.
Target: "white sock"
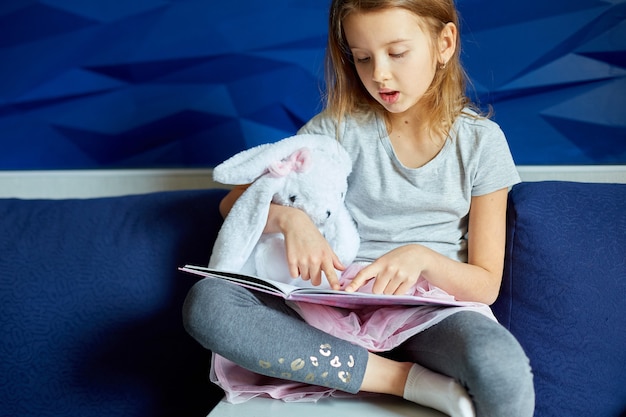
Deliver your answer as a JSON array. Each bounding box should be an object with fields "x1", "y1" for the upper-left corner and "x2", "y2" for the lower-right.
[{"x1": 402, "y1": 363, "x2": 475, "y2": 417}]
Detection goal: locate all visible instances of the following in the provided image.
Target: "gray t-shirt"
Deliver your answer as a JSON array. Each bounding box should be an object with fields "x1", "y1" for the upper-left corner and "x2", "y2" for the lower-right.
[{"x1": 298, "y1": 110, "x2": 521, "y2": 263}]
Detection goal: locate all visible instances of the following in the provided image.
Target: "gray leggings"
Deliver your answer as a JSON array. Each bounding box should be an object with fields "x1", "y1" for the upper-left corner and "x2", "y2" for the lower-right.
[{"x1": 183, "y1": 278, "x2": 535, "y2": 417}]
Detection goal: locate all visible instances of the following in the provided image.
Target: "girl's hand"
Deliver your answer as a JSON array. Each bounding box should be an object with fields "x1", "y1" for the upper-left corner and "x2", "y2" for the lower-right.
[
  {"x1": 276, "y1": 205, "x2": 344, "y2": 289},
  {"x1": 345, "y1": 245, "x2": 428, "y2": 295}
]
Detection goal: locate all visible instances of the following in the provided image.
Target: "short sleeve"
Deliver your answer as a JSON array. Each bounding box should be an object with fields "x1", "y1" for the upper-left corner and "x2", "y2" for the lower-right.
[{"x1": 471, "y1": 123, "x2": 521, "y2": 196}]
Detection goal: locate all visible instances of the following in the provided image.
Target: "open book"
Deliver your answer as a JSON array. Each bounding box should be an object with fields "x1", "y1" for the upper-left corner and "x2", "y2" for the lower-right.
[{"x1": 180, "y1": 265, "x2": 483, "y2": 309}]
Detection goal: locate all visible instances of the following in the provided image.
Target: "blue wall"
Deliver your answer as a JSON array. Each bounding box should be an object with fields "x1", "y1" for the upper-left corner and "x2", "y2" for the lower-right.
[{"x1": 0, "y1": 0, "x2": 624, "y2": 169}]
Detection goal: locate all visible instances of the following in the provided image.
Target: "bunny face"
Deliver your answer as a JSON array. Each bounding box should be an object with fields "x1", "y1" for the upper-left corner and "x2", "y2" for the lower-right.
[{"x1": 272, "y1": 156, "x2": 349, "y2": 227}]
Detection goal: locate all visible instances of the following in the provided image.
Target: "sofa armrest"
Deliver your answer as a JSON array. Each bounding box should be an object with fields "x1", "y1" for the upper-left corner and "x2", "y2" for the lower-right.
[{"x1": 493, "y1": 181, "x2": 626, "y2": 417}]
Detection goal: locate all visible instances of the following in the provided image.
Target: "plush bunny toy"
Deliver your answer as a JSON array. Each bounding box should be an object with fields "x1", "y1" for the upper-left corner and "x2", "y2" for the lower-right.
[{"x1": 208, "y1": 134, "x2": 360, "y2": 288}]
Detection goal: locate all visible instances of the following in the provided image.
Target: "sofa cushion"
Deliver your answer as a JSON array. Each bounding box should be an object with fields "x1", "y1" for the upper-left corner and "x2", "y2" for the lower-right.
[
  {"x1": 0, "y1": 189, "x2": 227, "y2": 417},
  {"x1": 493, "y1": 181, "x2": 626, "y2": 417}
]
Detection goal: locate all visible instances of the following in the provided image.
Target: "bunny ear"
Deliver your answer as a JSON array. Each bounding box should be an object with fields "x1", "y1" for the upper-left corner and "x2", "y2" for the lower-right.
[
  {"x1": 213, "y1": 134, "x2": 337, "y2": 185},
  {"x1": 267, "y1": 147, "x2": 311, "y2": 177},
  {"x1": 208, "y1": 176, "x2": 281, "y2": 271}
]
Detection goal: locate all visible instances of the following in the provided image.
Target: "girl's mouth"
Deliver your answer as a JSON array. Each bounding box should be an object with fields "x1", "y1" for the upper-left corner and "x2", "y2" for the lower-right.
[{"x1": 379, "y1": 90, "x2": 400, "y2": 104}]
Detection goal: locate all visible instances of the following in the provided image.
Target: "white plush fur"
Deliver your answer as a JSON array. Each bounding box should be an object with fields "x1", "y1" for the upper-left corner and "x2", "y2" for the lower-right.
[{"x1": 208, "y1": 134, "x2": 360, "y2": 287}]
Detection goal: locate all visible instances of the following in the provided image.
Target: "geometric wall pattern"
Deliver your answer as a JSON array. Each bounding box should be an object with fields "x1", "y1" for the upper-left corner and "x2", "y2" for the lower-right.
[
  {"x1": 462, "y1": 0, "x2": 626, "y2": 165},
  {"x1": 0, "y1": 0, "x2": 624, "y2": 169}
]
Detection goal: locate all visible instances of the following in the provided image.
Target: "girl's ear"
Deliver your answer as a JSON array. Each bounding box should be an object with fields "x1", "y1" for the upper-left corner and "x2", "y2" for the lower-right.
[{"x1": 438, "y1": 22, "x2": 457, "y2": 66}]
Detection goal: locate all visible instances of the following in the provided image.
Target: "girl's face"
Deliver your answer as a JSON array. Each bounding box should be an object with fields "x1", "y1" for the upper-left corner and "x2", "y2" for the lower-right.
[{"x1": 343, "y1": 8, "x2": 453, "y2": 117}]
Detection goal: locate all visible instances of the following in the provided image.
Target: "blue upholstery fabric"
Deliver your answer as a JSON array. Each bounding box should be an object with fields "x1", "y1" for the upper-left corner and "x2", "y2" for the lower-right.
[
  {"x1": 493, "y1": 182, "x2": 626, "y2": 417},
  {"x1": 0, "y1": 190, "x2": 227, "y2": 417}
]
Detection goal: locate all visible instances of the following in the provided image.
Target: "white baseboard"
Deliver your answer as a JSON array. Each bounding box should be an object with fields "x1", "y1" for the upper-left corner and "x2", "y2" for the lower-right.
[
  {"x1": 0, "y1": 166, "x2": 624, "y2": 199},
  {"x1": 0, "y1": 169, "x2": 225, "y2": 199},
  {"x1": 516, "y1": 165, "x2": 626, "y2": 184}
]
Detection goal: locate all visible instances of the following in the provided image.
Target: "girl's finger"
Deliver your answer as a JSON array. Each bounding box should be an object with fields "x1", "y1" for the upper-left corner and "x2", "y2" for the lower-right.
[{"x1": 344, "y1": 266, "x2": 375, "y2": 292}]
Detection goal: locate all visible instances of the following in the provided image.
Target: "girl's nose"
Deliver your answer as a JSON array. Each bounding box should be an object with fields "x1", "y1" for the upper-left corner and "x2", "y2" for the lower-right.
[{"x1": 372, "y1": 59, "x2": 391, "y2": 83}]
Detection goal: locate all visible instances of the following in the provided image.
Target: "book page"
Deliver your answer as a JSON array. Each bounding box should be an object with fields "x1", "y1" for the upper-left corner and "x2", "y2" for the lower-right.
[
  {"x1": 180, "y1": 265, "x2": 297, "y2": 296},
  {"x1": 180, "y1": 265, "x2": 483, "y2": 309}
]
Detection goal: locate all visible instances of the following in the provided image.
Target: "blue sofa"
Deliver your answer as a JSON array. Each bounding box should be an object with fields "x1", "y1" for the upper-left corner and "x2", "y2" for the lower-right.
[{"x1": 1, "y1": 181, "x2": 625, "y2": 417}]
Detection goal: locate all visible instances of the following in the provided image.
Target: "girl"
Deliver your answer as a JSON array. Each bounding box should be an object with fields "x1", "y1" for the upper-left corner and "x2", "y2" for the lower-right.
[{"x1": 183, "y1": 1, "x2": 535, "y2": 416}]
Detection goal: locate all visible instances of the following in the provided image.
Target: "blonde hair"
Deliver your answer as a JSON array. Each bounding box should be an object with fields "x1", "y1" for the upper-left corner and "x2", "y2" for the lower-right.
[{"x1": 325, "y1": 0, "x2": 479, "y2": 139}]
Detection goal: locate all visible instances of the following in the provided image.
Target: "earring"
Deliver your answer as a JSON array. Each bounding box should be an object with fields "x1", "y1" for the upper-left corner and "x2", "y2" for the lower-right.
[{"x1": 439, "y1": 62, "x2": 447, "y2": 70}]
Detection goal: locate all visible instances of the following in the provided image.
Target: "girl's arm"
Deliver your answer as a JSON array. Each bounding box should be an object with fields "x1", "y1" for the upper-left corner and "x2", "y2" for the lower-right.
[
  {"x1": 219, "y1": 187, "x2": 344, "y2": 289},
  {"x1": 346, "y1": 188, "x2": 509, "y2": 305},
  {"x1": 218, "y1": 185, "x2": 249, "y2": 218}
]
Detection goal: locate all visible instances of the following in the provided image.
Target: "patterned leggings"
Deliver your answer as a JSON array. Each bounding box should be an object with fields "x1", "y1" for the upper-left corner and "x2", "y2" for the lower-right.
[{"x1": 183, "y1": 278, "x2": 535, "y2": 417}]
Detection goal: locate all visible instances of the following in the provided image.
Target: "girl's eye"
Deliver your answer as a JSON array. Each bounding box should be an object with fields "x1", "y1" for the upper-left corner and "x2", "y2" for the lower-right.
[
  {"x1": 353, "y1": 55, "x2": 370, "y2": 64},
  {"x1": 390, "y1": 52, "x2": 407, "y2": 59}
]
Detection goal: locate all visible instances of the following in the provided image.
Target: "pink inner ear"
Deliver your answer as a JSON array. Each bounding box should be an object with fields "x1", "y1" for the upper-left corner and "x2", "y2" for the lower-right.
[
  {"x1": 292, "y1": 148, "x2": 312, "y2": 172},
  {"x1": 267, "y1": 147, "x2": 312, "y2": 177}
]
